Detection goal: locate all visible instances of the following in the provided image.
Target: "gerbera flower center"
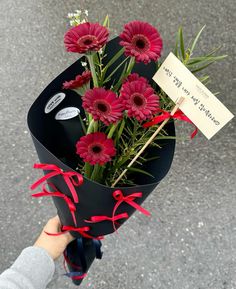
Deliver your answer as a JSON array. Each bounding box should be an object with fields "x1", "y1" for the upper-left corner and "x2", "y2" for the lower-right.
[
  {"x1": 78, "y1": 35, "x2": 98, "y2": 47},
  {"x1": 132, "y1": 34, "x2": 150, "y2": 52},
  {"x1": 131, "y1": 93, "x2": 146, "y2": 108},
  {"x1": 89, "y1": 143, "x2": 103, "y2": 154},
  {"x1": 92, "y1": 145, "x2": 102, "y2": 154},
  {"x1": 94, "y1": 100, "x2": 111, "y2": 114}
]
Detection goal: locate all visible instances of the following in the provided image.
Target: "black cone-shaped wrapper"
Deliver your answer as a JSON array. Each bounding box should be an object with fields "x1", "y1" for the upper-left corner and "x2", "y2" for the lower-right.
[{"x1": 27, "y1": 37, "x2": 176, "y2": 238}]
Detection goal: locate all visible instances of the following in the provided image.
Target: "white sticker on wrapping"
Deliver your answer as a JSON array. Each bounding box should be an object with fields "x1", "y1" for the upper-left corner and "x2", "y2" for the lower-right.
[
  {"x1": 55, "y1": 107, "x2": 80, "y2": 120},
  {"x1": 44, "y1": 92, "x2": 66, "y2": 114}
]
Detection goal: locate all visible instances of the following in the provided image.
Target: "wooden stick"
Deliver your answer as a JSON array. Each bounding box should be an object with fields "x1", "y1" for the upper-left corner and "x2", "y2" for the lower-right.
[{"x1": 111, "y1": 97, "x2": 185, "y2": 187}]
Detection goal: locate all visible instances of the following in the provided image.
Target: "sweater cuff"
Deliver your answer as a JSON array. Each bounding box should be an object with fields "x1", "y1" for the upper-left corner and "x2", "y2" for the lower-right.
[{"x1": 11, "y1": 246, "x2": 55, "y2": 289}]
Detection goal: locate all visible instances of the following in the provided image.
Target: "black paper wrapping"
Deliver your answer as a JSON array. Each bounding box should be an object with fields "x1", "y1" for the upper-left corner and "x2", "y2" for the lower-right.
[{"x1": 27, "y1": 37, "x2": 176, "y2": 238}]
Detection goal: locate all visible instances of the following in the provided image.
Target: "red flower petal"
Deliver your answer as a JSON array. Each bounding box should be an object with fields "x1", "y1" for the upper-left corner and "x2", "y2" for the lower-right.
[
  {"x1": 120, "y1": 80, "x2": 159, "y2": 121},
  {"x1": 64, "y1": 22, "x2": 109, "y2": 54},
  {"x1": 119, "y1": 21, "x2": 163, "y2": 64},
  {"x1": 82, "y1": 87, "x2": 124, "y2": 126},
  {"x1": 62, "y1": 71, "x2": 92, "y2": 89},
  {"x1": 76, "y1": 132, "x2": 116, "y2": 165},
  {"x1": 123, "y1": 73, "x2": 149, "y2": 85}
]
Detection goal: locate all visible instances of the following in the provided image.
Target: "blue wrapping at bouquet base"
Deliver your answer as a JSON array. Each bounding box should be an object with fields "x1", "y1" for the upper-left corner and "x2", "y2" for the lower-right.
[
  {"x1": 27, "y1": 37, "x2": 176, "y2": 238},
  {"x1": 65, "y1": 238, "x2": 103, "y2": 286}
]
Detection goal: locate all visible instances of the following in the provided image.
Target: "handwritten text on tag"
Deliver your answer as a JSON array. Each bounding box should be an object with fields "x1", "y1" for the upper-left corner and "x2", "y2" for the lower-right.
[{"x1": 153, "y1": 52, "x2": 234, "y2": 139}]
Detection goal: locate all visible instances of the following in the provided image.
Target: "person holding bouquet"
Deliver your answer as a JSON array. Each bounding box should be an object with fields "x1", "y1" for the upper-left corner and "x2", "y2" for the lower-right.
[{"x1": 0, "y1": 216, "x2": 73, "y2": 289}]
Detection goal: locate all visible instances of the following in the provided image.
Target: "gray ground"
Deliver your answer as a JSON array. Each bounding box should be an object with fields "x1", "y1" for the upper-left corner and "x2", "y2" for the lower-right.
[{"x1": 0, "y1": 0, "x2": 235, "y2": 288}]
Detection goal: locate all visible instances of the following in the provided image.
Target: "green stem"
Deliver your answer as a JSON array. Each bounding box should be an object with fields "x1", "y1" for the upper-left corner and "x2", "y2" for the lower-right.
[
  {"x1": 84, "y1": 162, "x2": 92, "y2": 178},
  {"x1": 78, "y1": 114, "x2": 86, "y2": 135},
  {"x1": 87, "y1": 53, "x2": 98, "y2": 87},
  {"x1": 103, "y1": 57, "x2": 129, "y2": 84},
  {"x1": 131, "y1": 119, "x2": 138, "y2": 144},
  {"x1": 73, "y1": 82, "x2": 90, "y2": 96},
  {"x1": 104, "y1": 48, "x2": 124, "y2": 71},
  {"x1": 115, "y1": 118, "x2": 125, "y2": 144},
  {"x1": 88, "y1": 113, "x2": 92, "y2": 123},
  {"x1": 90, "y1": 164, "x2": 101, "y2": 181},
  {"x1": 101, "y1": 48, "x2": 125, "y2": 82},
  {"x1": 87, "y1": 119, "x2": 95, "y2": 134},
  {"x1": 93, "y1": 120, "x2": 98, "y2": 132},
  {"x1": 107, "y1": 123, "x2": 118, "y2": 138},
  {"x1": 112, "y1": 57, "x2": 135, "y2": 91},
  {"x1": 126, "y1": 56, "x2": 135, "y2": 74}
]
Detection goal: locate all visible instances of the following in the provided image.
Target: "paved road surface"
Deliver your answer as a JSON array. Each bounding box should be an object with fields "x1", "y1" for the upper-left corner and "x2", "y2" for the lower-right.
[{"x1": 0, "y1": 0, "x2": 235, "y2": 288}]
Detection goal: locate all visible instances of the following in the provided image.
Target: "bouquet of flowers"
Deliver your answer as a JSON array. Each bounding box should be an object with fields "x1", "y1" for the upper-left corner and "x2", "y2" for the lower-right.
[{"x1": 28, "y1": 10, "x2": 226, "y2": 285}]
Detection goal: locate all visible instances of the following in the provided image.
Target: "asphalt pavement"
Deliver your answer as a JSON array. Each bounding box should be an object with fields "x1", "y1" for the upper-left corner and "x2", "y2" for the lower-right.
[{"x1": 0, "y1": 0, "x2": 235, "y2": 288}]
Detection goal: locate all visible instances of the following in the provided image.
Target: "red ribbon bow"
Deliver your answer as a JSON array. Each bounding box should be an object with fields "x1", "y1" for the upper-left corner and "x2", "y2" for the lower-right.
[
  {"x1": 112, "y1": 190, "x2": 150, "y2": 232},
  {"x1": 31, "y1": 163, "x2": 83, "y2": 203},
  {"x1": 32, "y1": 183, "x2": 77, "y2": 226},
  {"x1": 85, "y1": 212, "x2": 129, "y2": 229},
  {"x1": 61, "y1": 226, "x2": 103, "y2": 240},
  {"x1": 143, "y1": 109, "x2": 198, "y2": 139},
  {"x1": 45, "y1": 225, "x2": 103, "y2": 240}
]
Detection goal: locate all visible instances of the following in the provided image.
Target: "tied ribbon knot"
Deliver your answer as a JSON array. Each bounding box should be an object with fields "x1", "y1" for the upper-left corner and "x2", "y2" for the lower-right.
[
  {"x1": 143, "y1": 109, "x2": 198, "y2": 139},
  {"x1": 32, "y1": 183, "x2": 77, "y2": 226},
  {"x1": 31, "y1": 163, "x2": 83, "y2": 203},
  {"x1": 112, "y1": 190, "x2": 150, "y2": 231},
  {"x1": 45, "y1": 225, "x2": 103, "y2": 240},
  {"x1": 85, "y1": 212, "x2": 129, "y2": 228}
]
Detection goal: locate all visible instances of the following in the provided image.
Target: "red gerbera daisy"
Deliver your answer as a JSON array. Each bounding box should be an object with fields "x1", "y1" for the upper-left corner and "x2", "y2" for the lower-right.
[
  {"x1": 123, "y1": 73, "x2": 149, "y2": 84},
  {"x1": 82, "y1": 88, "x2": 124, "y2": 125},
  {"x1": 119, "y1": 21, "x2": 163, "y2": 64},
  {"x1": 64, "y1": 22, "x2": 109, "y2": 54},
  {"x1": 120, "y1": 80, "x2": 159, "y2": 121},
  {"x1": 62, "y1": 71, "x2": 92, "y2": 89},
  {"x1": 76, "y1": 132, "x2": 116, "y2": 165}
]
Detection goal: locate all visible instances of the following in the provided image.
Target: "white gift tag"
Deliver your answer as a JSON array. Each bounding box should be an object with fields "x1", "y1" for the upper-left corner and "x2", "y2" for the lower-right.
[
  {"x1": 44, "y1": 92, "x2": 66, "y2": 114},
  {"x1": 153, "y1": 52, "x2": 234, "y2": 139},
  {"x1": 55, "y1": 107, "x2": 80, "y2": 120}
]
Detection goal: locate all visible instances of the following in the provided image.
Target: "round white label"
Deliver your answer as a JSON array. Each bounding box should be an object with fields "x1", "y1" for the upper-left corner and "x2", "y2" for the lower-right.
[
  {"x1": 44, "y1": 92, "x2": 66, "y2": 114},
  {"x1": 55, "y1": 107, "x2": 80, "y2": 120}
]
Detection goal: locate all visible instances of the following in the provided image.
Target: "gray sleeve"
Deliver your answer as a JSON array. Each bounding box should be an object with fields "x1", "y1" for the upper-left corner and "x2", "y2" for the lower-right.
[{"x1": 0, "y1": 246, "x2": 55, "y2": 289}]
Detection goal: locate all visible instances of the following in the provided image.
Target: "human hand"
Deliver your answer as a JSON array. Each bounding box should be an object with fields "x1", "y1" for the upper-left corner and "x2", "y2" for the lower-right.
[{"x1": 34, "y1": 215, "x2": 74, "y2": 260}]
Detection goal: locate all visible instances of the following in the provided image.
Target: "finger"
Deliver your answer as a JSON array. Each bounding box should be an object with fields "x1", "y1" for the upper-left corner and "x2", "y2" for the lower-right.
[
  {"x1": 64, "y1": 232, "x2": 75, "y2": 243},
  {"x1": 45, "y1": 216, "x2": 61, "y2": 233},
  {"x1": 50, "y1": 215, "x2": 61, "y2": 224}
]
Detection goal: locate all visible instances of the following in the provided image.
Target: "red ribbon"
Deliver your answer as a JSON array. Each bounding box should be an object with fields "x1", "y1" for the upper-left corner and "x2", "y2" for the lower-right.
[
  {"x1": 65, "y1": 271, "x2": 87, "y2": 280},
  {"x1": 31, "y1": 163, "x2": 83, "y2": 203},
  {"x1": 85, "y1": 212, "x2": 129, "y2": 228},
  {"x1": 45, "y1": 225, "x2": 103, "y2": 240},
  {"x1": 112, "y1": 190, "x2": 150, "y2": 232},
  {"x1": 143, "y1": 109, "x2": 198, "y2": 139},
  {"x1": 32, "y1": 183, "x2": 77, "y2": 226}
]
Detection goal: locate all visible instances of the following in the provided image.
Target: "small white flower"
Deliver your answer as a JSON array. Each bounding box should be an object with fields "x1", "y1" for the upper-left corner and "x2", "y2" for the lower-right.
[
  {"x1": 67, "y1": 13, "x2": 74, "y2": 18},
  {"x1": 81, "y1": 61, "x2": 88, "y2": 67},
  {"x1": 67, "y1": 9, "x2": 89, "y2": 26}
]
